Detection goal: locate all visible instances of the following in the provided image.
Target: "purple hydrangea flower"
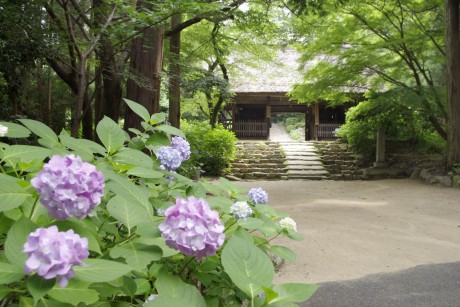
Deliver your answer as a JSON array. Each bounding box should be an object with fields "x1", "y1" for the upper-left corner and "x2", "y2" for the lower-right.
[
  {"x1": 159, "y1": 196, "x2": 225, "y2": 260},
  {"x1": 230, "y1": 201, "x2": 253, "y2": 221},
  {"x1": 23, "y1": 226, "x2": 89, "y2": 287},
  {"x1": 156, "y1": 146, "x2": 182, "y2": 171},
  {"x1": 171, "y1": 136, "x2": 191, "y2": 161},
  {"x1": 143, "y1": 294, "x2": 158, "y2": 306},
  {"x1": 248, "y1": 187, "x2": 268, "y2": 205},
  {"x1": 31, "y1": 154, "x2": 104, "y2": 220}
]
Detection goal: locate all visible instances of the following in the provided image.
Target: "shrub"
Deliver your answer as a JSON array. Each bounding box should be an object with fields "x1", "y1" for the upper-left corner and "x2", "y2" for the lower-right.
[
  {"x1": 181, "y1": 120, "x2": 237, "y2": 177},
  {"x1": 336, "y1": 98, "x2": 446, "y2": 162},
  {"x1": 0, "y1": 99, "x2": 317, "y2": 306}
]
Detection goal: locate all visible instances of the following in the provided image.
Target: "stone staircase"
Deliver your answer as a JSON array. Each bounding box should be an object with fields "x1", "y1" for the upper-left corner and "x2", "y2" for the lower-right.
[
  {"x1": 229, "y1": 141, "x2": 329, "y2": 180},
  {"x1": 279, "y1": 141, "x2": 329, "y2": 180},
  {"x1": 230, "y1": 141, "x2": 288, "y2": 180},
  {"x1": 314, "y1": 141, "x2": 365, "y2": 180}
]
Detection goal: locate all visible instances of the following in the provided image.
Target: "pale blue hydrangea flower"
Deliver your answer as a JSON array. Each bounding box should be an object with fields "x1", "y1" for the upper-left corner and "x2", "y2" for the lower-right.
[
  {"x1": 156, "y1": 209, "x2": 165, "y2": 216},
  {"x1": 279, "y1": 217, "x2": 297, "y2": 232},
  {"x1": 230, "y1": 201, "x2": 253, "y2": 221},
  {"x1": 171, "y1": 136, "x2": 191, "y2": 161},
  {"x1": 0, "y1": 124, "x2": 8, "y2": 136},
  {"x1": 156, "y1": 146, "x2": 182, "y2": 171},
  {"x1": 143, "y1": 294, "x2": 158, "y2": 306},
  {"x1": 159, "y1": 196, "x2": 225, "y2": 260},
  {"x1": 31, "y1": 154, "x2": 104, "y2": 220},
  {"x1": 248, "y1": 187, "x2": 268, "y2": 204},
  {"x1": 23, "y1": 226, "x2": 89, "y2": 287}
]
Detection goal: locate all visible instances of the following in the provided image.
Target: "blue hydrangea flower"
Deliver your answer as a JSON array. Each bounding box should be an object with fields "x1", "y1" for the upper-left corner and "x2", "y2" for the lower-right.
[
  {"x1": 248, "y1": 187, "x2": 268, "y2": 205},
  {"x1": 230, "y1": 201, "x2": 253, "y2": 221},
  {"x1": 156, "y1": 146, "x2": 182, "y2": 171},
  {"x1": 171, "y1": 136, "x2": 191, "y2": 161}
]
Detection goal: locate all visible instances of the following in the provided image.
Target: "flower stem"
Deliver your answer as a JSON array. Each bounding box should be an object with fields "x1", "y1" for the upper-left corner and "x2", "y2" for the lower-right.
[
  {"x1": 224, "y1": 220, "x2": 238, "y2": 233},
  {"x1": 28, "y1": 198, "x2": 40, "y2": 220},
  {"x1": 178, "y1": 256, "x2": 196, "y2": 276}
]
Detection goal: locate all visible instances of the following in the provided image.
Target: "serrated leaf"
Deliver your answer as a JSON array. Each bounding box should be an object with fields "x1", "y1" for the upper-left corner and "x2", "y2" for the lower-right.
[
  {"x1": 112, "y1": 148, "x2": 153, "y2": 168},
  {"x1": 0, "y1": 174, "x2": 33, "y2": 212},
  {"x1": 96, "y1": 117, "x2": 125, "y2": 154},
  {"x1": 126, "y1": 167, "x2": 164, "y2": 178},
  {"x1": 221, "y1": 237, "x2": 274, "y2": 298},
  {"x1": 107, "y1": 195, "x2": 151, "y2": 229},
  {"x1": 268, "y1": 283, "x2": 319, "y2": 305},
  {"x1": 124, "y1": 98, "x2": 150, "y2": 122},
  {"x1": 153, "y1": 124, "x2": 185, "y2": 138},
  {"x1": 2, "y1": 145, "x2": 51, "y2": 163},
  {"x1": 48, "y1": 279, "x2": 98, "y2": 306},
  {"x1": 18, "y1": 119, "x2": 59, "y2": 149},
  {"x1": 145, "y1": 132, "x2": 170, "y2": 147},
  {"x1": 5, "y1": 217, "x2": 37, "y2": 269},
  {"x1": 149, "y1": 270, "x2": 205, "y2": 307},
  {"x1": 0, "y1": 262, "x2": 25, "y2": 284},
  {"x1": 110, "y1": 241, "x2": 162, "y2": 271},
  {"x1": 269, "y1": 246, "x2": 296, "y2": 262},
  {"x1": 150, "y1": 113, "x2": 166, "y2": 125},
  {"x1": 0, "y1": 122, "x2": 30, "y2": 138},
  {"x1": 27, "y1": 274, "x2": 55, "y2": 304},
  {"x1": 74, "y1": 259, "x2": 132, "y2": 283},
  {"x1": 106, "y1": 180, "x2": 153, "y2": 221},
  {"x1": 59, "y1": 134, "x2": 93, "y2": 161},
  {"x1": 238, "y1": 217, "x2": 264, "y2": 230}
]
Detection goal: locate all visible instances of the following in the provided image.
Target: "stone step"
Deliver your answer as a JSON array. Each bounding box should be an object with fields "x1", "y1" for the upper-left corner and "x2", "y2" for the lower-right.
[
  {"x1": 286, "y1": 169, "x2": 329, "y2": 176},
  {"x1": 284, "y1": 160, "x2": 323, "y2": 165},
  {"x1": 285, "y1": 165, "x2": 326, "y2": 170}
]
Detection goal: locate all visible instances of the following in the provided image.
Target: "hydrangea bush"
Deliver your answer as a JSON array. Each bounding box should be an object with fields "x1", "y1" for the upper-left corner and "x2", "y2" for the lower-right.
[{"x1": 0, "y1": 99, "x2": 317, "y2": 306}]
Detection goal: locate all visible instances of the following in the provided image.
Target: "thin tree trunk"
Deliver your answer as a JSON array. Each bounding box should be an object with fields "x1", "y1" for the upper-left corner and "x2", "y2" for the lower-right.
[
  {"x1": 168, "y1": 14, "x2": 181, "y2": 129},
  {"x1": 446, "y1": 0, "x2": 460, "y2": 168}
]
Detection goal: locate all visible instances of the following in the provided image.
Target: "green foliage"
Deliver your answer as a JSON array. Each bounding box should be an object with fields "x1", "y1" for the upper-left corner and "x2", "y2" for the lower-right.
[
  {"x1": 0, "y1": 100, "x2": 315, "y2": 305},
  {"x1": 337, "y1": 95, "x2": 446, "y2": 161},
  {"x1": 289, "y1": 0, "x2": 447, "y2": 139},
  {"x1": 181, "y1": 120, "x2": 237, "y2": 177}
]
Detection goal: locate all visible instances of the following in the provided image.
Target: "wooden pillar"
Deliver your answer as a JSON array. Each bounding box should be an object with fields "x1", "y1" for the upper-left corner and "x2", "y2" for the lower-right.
[
  {"x1": 266, "y1": 105, "x2": 271, "y2": 140},
  {"x1": 314, "y1": 102, "x2": 320, "y2": 140}
]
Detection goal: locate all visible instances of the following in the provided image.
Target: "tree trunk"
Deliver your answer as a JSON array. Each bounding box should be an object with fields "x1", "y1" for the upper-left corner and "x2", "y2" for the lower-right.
[
  {"x1": 168, "y1": 14, "x2": 182, "y2": 129},
  {"x1": 446, "y1": 0, "x2": 460, "y2": 168},
  {"x1": 125, "y1": 25, "x2": 164, "y2": 132}
]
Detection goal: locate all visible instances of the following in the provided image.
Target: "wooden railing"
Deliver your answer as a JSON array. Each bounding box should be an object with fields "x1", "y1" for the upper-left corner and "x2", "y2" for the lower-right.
[
  {"x1": 221, "y1": 119, "x2": 269, "y2": 139},
  {"x1": 317, "y1": 123, "x2": 341, "y2": 139}
]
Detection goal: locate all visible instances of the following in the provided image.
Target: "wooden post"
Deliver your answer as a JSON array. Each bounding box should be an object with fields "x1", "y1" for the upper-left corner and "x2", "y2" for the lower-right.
[{"x1": 373, "y1": 127, "x2": 388, "y2": 168}]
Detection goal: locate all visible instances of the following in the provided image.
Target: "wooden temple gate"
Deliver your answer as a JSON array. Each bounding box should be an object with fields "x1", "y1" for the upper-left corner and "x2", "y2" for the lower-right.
[{"x1": 223, "y1": 92, "x2": 346, "y2": 140}]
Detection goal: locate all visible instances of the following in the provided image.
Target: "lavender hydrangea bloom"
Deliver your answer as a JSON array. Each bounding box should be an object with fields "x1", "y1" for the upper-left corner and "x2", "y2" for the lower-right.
[
  {"x1": 248, "y1": 187, "x2": 268, "y2": 205},
  {"x1": 23, "y1": 226, "x2": 89, "y2": 287},
  {"x1": 156, "y1": 146, "x2": 182, "y2": 171},
  {"x1": 230, "y1": 201, "x2": 253, "y2": 221},
  {"x1": 159, "y1": 196, "x2": 225, "y2": 260},
  {"x1": 31, "y1": 154, "x2": 104, "y2": 220},
  {"x1": 171, "y1": 136, "x2": 191, "y2": 161}
]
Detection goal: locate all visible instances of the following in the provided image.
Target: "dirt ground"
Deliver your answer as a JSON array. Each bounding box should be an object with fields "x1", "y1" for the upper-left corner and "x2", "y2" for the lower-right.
[{"x1": 234, "y1": 179, "x2": 460, "y2": 284}]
